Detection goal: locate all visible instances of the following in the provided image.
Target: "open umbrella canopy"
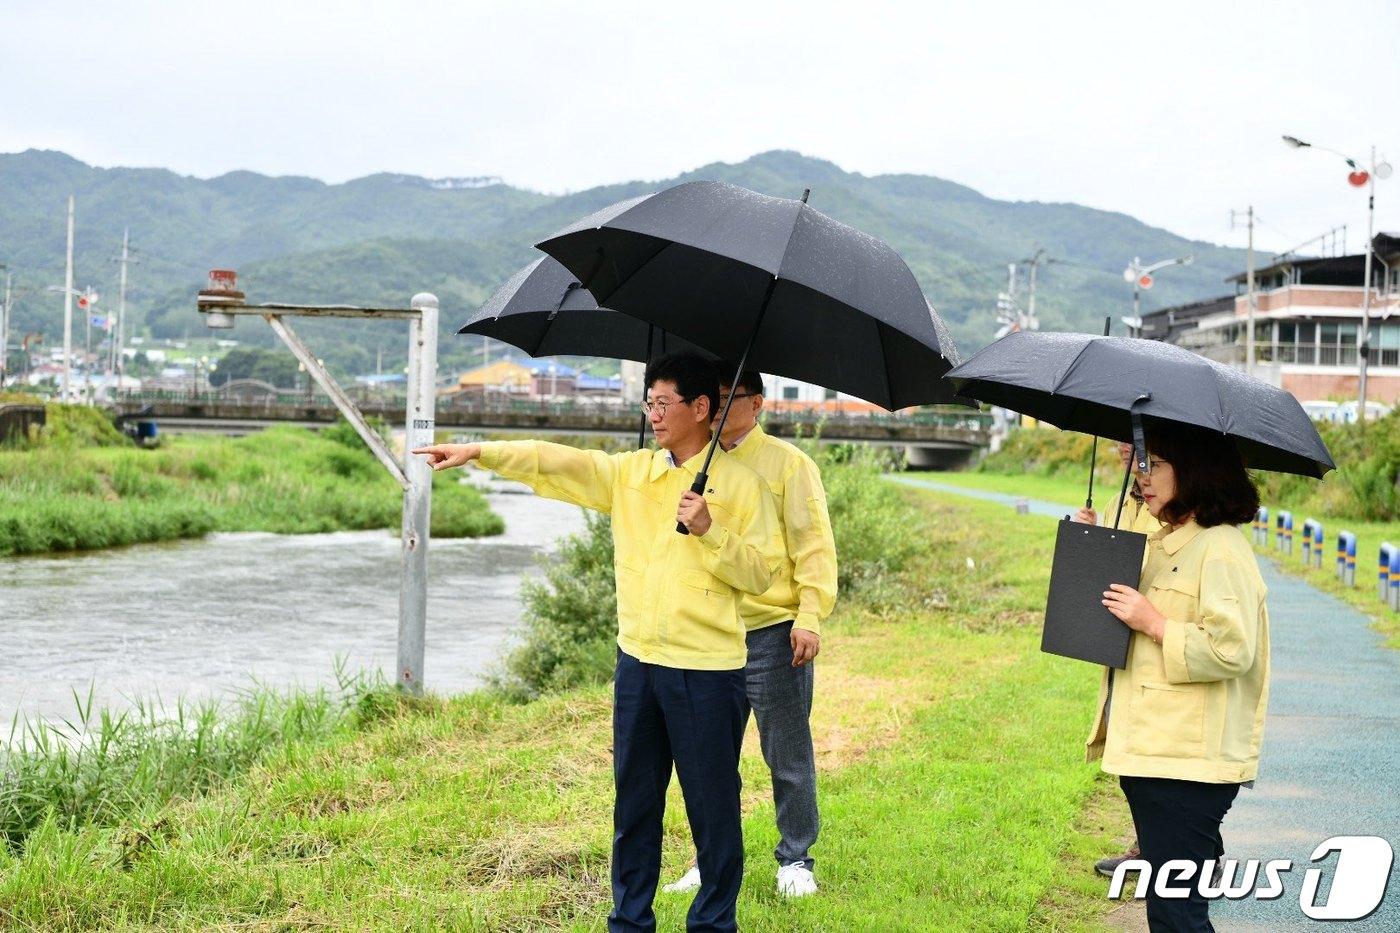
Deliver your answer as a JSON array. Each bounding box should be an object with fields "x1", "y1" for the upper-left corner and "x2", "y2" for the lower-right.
[
  {"x1": 534, "y1": 181, "x2": 963, "y2": 410},
  {"x1": 458, "y1": 256, "x2": 707, "y2": 361},
  {"x1": 946, "y1": 331, "x2": 1335, "y2": 477}
]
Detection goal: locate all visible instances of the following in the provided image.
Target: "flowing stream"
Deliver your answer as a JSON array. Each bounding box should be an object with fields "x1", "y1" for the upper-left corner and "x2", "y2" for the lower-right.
[{"x1": 0, "y1": 483, "x2": 584, "y2": 727}]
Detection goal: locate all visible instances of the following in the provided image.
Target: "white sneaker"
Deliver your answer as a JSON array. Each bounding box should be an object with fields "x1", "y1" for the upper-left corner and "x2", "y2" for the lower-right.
[
  {"x1": 776, "y1": 862, "x2": 818, "y2": 897},
  {"x1": 662, "y1": 865, "x2": 702, "y2": 893}
]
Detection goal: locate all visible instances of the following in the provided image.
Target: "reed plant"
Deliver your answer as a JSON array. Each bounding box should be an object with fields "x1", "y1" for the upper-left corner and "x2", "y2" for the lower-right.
[{"x1": 0, "y1": 663, "x2": 402, "y2": 853}]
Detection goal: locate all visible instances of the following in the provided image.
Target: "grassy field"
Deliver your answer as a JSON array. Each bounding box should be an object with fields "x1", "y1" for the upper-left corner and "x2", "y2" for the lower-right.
[
  {"x1": 0, "y1": 411, "x2": 502, "y2": 556},
  {"x1": 0, "y1": 488, "x2": 1131, "y2": 931},
  {"x1": 919, "y1": 469, "x2": 1400, "y2": 649}
]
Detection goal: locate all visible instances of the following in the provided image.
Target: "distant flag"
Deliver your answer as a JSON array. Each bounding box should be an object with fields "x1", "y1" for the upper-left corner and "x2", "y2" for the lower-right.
[{"x1": 91, "y1": 315, "x2": 111, "y2": 330}]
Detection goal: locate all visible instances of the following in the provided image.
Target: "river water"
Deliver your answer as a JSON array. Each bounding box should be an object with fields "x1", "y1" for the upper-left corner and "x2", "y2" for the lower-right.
[{"x1": 0, "y1": 482, "x2": 585, "y2": 727}]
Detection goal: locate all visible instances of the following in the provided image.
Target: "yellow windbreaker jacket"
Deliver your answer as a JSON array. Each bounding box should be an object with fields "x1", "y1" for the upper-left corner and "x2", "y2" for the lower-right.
[
  {"x1": 727, "y1": 424, "x2": 837, "y2": 635},
  {"x1": 476, "y1": 440, "x2": 777, "y2": 670},
  {"x1": 1086, "y1": 521, "x2": 1271, "y2": 783}
]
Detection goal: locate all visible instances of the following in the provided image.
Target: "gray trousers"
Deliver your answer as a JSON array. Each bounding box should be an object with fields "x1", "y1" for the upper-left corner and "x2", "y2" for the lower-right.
[{"x1": 743, "y1": 620, "x2": 819, "y2": 870}]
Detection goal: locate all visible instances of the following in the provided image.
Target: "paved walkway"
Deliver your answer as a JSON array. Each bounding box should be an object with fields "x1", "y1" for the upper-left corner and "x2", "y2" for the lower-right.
[{"x1": 894, "y1": 476, "x2": 1400, "y2": 930}]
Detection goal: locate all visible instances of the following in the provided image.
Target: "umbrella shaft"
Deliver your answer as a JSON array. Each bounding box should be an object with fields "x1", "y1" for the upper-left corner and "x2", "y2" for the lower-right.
[{"x1": 678, "y1": 276, "x2": 778, "y2": 536}]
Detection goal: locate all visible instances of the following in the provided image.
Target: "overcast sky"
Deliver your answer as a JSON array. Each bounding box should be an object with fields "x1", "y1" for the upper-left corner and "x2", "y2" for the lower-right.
[{"x1": 3, "y1": 0, "x2": 1397, "y2": 254}]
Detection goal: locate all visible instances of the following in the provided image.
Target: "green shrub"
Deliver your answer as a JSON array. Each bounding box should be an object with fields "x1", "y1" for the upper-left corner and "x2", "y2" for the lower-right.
[
  {"x1": 494, "y1": 439, "x2": 924, "y2": 698},
  {"x1": 495, "y1": 511, "x2": 619, "y2": 700},
  {"x1": 981, "y1": 410, "x2": 1400, "y2": 522}
]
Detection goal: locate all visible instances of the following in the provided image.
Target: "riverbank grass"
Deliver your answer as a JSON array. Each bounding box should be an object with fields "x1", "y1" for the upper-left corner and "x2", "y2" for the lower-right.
[
  {"x1": 0, "y1": 489, "x2": 1127, "y2": 931},
  {"x1": 0, "y1": 410, "x2": 502, "y2": 557}
]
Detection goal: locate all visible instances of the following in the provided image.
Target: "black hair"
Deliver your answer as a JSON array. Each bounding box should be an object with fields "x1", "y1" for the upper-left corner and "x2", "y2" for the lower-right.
[
  {"x1": 719, "y1": 368, "x2": 766, "y2": 397},
  {"x1": 644, "y1": 352, "x2": 720, "y2": 423},
  {"x1": 1145, "y1": 420, "x2": 1260, "y2": 528}
]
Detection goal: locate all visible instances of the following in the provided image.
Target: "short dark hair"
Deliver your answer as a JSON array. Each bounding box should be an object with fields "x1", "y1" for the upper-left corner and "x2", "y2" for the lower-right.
[
  {"x1": 719, "y1": 368, "x2": 765, "y2": 397},
  {"x1": 644, "y1": 352, "x2": 720, "y2": 423},
  {"x1": 1145, "y1": 420, "x2": 1259, "y2": 528}
]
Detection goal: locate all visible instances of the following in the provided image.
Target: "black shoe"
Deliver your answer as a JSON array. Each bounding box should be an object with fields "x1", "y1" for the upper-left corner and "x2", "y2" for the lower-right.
[{"x1": 1095, "y1": 843, "x2": 1141, "y2": 878}]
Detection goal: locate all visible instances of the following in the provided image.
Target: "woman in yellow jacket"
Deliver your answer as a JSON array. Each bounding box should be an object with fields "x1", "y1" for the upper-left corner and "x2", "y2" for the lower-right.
[{"x1": 1085, "y1": 422, "x2": 1269, "y2": 933}]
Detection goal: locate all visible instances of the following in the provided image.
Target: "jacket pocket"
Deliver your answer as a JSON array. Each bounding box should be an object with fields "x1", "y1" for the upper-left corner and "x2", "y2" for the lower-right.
[
  {"x1": 1125, "y1": 682, "x2": 1206, "y2": 759},
  {"x1": 664, "y1": 569, "x2": 739, "y2": 656},
  {"x1": 679, "y1": 568, "x2": 734, "y2": 598}
]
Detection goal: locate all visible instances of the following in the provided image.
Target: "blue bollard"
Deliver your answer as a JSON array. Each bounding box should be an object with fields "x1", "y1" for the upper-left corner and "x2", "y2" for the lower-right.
[
  {"x1": 1382, "y1": 543, "x2": 1399, "y2": 606},
  {"x1": 1311, "y1": 520, "x2": 1324, "y2": 568},
  {"x1": 1254, "y1": 507, "x2": 1269, "y2": 547},
  {"x1": 1302, "y1": 519, "x2": 1317, "y2": 566},
  {"x1": 1390, "y1": 547, "x2": 1400, "y2": 612},
  {"x1": 1276, "y1": 511, "x2": 1294, "y2": 556},
  {"x1": 1339, "y1": 531, "x2": 1357, "y2": 588}
]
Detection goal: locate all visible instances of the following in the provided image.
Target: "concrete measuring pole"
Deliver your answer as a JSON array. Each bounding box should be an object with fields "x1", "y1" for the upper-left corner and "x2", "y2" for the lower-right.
[{"x1": 398, "y1": 293, "x2": 438, "y2": 694}]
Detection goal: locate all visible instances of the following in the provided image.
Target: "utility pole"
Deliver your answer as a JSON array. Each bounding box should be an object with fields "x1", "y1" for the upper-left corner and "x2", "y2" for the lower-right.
[
  {"x1": 0, "y1": 268, "x2": 10, "y2": 387},
  {"x1": 1230, "y1": 207, "x2": 1257, "y2": 373},
  {"x1": 62, "y1": 195, "x2": 74, "y2": 403},
  {"x1": 1024, "y1": 247, "x2": 1046, "y2": 330},
  {"x1": 112, "y1": 228, "x2": 132, "y2": 383}
]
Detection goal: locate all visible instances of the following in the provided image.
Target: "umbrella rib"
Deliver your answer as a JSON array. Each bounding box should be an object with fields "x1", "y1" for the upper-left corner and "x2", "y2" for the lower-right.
[{"x1": 1050, "y1": 338, "x2": 1099, "y2": 394}]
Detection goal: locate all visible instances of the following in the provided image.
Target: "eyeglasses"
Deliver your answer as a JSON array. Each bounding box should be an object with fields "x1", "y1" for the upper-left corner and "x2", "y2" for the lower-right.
[
  {"x1": 719, "y1": 391, "x2": 756, "y2": 406},
  {"x1": 641, "y1": 397, "x2": 692, "y2": 417}
]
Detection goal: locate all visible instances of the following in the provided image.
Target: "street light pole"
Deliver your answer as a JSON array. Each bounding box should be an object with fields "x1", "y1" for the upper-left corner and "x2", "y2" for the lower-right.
[
  {"x1": 1359, "y1": 146, "x2": 1377, "y2": 420},
  {"x1": 1283, "y1": 135, "x2": 1392, "y2": 423}
]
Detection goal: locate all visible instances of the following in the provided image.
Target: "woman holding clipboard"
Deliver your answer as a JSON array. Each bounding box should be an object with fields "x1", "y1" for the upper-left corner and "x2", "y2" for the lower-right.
[{"x1": 1082, "y1": 423, "x2": 1268, "y2": 933}]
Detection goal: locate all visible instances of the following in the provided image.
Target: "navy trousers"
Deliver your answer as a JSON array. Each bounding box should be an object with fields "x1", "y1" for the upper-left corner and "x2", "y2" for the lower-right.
[
  {"x1": 1120, "y1": 775, "x2": 1241, "y2": 933},
  {"x1": 609, "y1": 650, "x2": 746, "y2": 933}
]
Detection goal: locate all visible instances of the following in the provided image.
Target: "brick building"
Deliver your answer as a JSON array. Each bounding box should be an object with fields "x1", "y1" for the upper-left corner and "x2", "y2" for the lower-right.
[{"x1": 1143, "y1": 233, "x2": 1400, "y2": 409}]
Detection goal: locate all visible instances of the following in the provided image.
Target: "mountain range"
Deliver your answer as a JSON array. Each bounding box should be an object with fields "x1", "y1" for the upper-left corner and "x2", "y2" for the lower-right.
[{"x1": 0, "y1": 148, "x2": 1249, "y2": 381}]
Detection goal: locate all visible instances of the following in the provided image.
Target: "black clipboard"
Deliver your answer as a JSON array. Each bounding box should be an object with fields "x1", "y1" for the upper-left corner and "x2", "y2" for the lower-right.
[{"x1": 1041, "y1": 520, "x2": 1147, "y2": 669}]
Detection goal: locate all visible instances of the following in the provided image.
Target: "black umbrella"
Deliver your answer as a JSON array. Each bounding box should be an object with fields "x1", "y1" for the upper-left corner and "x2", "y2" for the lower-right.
[
  {"x1": 458, "y1": 256, "x2": 707, "y2": 362},
  {"x1": 946, "y1": 330, "x2": 1335, "y2": 479},
  {"x1": 536, "y1": 181, "x2": 964, "y2": 533},
  {"x1": 458, "y1": 255, "x2": 708, "y2": 447}
]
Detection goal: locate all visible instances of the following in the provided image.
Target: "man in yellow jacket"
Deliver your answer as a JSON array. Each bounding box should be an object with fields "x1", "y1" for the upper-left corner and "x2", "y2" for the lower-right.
[
  {"x1": 664, "y1": 370, "x2": 838, "y2": 899},
  {"x1": 414, "y1": 352, "x2": 777, "y2": 933}
]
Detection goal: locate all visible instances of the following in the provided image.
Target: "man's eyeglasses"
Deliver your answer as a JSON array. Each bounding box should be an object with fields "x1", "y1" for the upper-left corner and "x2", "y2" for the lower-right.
[
  {"x1": 719, "y1": 391, "x2": 756, "y2": 406},
  {"x1": 641, "y1": 397, "x2": 692, "y2": 417}
]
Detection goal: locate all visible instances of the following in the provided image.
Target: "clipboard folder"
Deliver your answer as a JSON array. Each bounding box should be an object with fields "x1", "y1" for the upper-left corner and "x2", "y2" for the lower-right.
[{"x1": 1042, "y1": 519, "x2": 1148, "y2": 669}]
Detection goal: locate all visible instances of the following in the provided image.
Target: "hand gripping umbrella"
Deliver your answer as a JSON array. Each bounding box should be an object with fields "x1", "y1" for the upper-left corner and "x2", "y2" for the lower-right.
[
  {"x1": 946, "y1": 330, "x2": 1335, "y2": 524},
  {"x1": 536, "y1": 181, "x2": 964, "y2": 533},
  {"x1": 458, "y1": 255, "x2": 709, "y2": 447}
]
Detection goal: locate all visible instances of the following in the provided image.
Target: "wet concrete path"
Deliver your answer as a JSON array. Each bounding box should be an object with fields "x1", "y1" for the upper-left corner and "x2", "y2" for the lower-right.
[{"x1": 894, "y1": 475, "x2": 1400, "y2": 930}]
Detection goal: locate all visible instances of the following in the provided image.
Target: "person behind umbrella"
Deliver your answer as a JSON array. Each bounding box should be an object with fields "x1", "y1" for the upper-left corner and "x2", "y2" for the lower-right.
[
  {"x1": 1074, "y1": 440, "x2": 1162, "y2": 879},
  {"x1": 663, "y1": 370, "x2": 837, "y2": 899},
  {"x1": 1086, "y1": 420, "x2": 1268, "y2": 933},
  {"x1": 412, "y1": 351, "x2": 778, "y2": 933}
]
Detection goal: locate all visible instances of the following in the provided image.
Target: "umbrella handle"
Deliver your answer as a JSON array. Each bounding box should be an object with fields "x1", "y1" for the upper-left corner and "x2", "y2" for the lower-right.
[{"x1": 676, "y1": 475, "x2": 708, "y2": 536}]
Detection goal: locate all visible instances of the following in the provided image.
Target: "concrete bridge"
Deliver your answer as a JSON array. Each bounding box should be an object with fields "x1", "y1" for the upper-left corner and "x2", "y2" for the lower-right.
[{"x1": 111, "y1": 393, "x2": 993, "y2": 468}]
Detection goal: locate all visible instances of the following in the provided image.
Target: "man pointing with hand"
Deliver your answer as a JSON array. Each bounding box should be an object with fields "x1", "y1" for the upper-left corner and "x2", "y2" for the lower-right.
[{"x1": 414, "y1": 351, "x2": 777, "y2": 933}]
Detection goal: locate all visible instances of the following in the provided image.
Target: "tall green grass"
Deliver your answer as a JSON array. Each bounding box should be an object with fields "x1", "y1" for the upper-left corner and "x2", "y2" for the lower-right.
[
  {"x1": 0, "y1": 664, "x2": 404, "y2": 854},
  {"x1": 0, "y1": 405, "x2": 503, "y2": 556}
]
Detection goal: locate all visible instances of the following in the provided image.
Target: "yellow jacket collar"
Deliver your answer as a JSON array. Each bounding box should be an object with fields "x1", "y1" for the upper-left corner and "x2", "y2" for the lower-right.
[
  {"x1": 1153, "y1": 519, "x2": 1204, "y2": 555},
  {"x1": 729, "y1": 421, "x2": 766, "y2": 454},
  {"x1": 648, "y1": 438, "x2": 716, "y2": 482}
]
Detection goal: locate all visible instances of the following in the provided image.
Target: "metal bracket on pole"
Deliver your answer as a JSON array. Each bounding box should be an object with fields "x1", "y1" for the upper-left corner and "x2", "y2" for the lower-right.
[{"x1": 264, "y1": 313, "x2": 409, "y2": 489}]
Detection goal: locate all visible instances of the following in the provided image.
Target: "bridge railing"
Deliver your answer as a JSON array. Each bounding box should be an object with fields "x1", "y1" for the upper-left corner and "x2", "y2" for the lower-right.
[{"x1": 113, "y1": 390, "x2": 993, "y2": 432}]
